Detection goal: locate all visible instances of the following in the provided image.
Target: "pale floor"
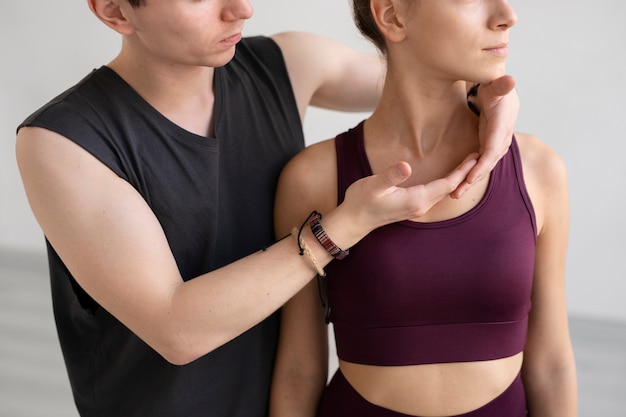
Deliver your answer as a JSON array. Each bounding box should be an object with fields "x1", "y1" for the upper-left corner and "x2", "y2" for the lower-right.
[{"x1": 1, "y1": 252, "x2": 625, "y2": 417}]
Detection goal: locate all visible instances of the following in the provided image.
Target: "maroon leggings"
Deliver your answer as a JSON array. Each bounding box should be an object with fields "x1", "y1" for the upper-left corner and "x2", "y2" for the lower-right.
[{"x1": 316, "y1": 369, "x2": 528, "y2": 417}]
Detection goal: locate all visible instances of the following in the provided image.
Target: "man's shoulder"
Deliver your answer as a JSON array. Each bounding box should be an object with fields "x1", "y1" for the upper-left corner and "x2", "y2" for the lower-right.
[
  {"x1": 18, "y1": 67, "x2": 115, "y2": 130},
  {"x1": 234, "y1": 36, "x2": 283, "y2": 66}
]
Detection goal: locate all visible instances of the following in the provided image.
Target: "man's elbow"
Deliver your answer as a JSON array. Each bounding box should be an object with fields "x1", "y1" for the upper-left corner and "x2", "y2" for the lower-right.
[{"x1": 152, "y1": 332, "x2": 228, "y2": 366}]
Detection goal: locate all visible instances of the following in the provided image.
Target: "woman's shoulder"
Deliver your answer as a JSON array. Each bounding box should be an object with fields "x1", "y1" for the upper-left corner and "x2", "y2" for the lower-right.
[
  {"x1": 515, "y1": 132, "x2": 567, "y2": 188},
  {"x1": 282, "y1": 138, "x2": 337, "y2": 180},
  {"x1": 514, "y1": 132, "x2": 568, "y2": 234},
  {"x1": 276, "y1": 137, "x2": 339, "y2": 212}
]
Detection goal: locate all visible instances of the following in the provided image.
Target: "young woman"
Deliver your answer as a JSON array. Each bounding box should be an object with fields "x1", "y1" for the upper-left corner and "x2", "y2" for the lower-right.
[{"x1": 270, "y1": 1, "x2": 577, "y2": 416}]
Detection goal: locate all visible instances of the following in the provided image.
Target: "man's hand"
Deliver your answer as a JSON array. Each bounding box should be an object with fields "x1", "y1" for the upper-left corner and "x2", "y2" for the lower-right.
[
  {"x1": 326, "y1": 154, "x2": 479, "y2": 250},
  {"x1": 452, "y1": 75, "x2": 519, "y2": 199}
]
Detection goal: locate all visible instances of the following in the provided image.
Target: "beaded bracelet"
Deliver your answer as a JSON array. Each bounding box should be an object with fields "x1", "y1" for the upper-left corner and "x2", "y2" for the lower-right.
[
  {"x1": 309, "y1": 211, "x2": 349, "y2": 260},
  {"x1": 291, "y1": 227, "x2": 326, "y2": 277}
]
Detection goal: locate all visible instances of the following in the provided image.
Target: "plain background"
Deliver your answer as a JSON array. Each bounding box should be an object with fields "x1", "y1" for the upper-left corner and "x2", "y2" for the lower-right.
[{"x1": 1, "y1": 1, "x2": 625, "y2": 322}]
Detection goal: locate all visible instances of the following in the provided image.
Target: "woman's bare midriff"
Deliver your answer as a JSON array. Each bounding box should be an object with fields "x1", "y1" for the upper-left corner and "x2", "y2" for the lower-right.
[{"x1": 339, "y1": 352, "x2": 523, "y2": 416}]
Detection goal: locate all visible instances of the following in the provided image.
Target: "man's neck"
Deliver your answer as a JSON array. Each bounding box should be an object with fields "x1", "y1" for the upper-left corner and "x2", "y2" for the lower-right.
[{"x1": 108, "y1": 54, "x2": 217, "y2": 137}]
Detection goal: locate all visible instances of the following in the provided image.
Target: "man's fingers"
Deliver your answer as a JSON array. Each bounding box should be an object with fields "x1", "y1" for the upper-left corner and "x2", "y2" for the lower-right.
[
  {"x1": 447, "y1": 154, "x2": 480, "y2": 188},
  {"x1": 468, "y1": 74, "x2": 518, "y2": 189},
  {"x1": 382, "y1": 161, "x2": 412, "y2": 188},
  {"x1": 461, "y1": 150, "x2": 498, "y2": 192},
  {"x1": 426, "y1": 154, "x2": 478, "y2": 201},
  {"x1": 451, "y1": 181, "x2": 471, "y2": 200},
  {"x1": 481, "y1": 75, "x2": 516, "y2": 98}
]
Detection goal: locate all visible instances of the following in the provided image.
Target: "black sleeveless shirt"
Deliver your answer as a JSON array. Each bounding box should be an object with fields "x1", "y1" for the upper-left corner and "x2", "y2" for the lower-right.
[{"x1": 18, "y1": 37, "x2": 304, "y2": 417}]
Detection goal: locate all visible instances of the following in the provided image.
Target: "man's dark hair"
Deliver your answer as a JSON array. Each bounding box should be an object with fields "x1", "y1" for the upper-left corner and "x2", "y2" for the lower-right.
[{"x1": 127, "y1": 0, "x2": 144, "y2": 7}]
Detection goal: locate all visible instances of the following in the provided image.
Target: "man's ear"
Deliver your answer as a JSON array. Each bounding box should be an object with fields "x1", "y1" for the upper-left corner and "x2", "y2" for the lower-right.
[
  {"x1": 371, "y1": 0, "x2": 408, "y2": 44},
  {"x1": 87, "y1": 0, "x2": 135, "y2": 35}
]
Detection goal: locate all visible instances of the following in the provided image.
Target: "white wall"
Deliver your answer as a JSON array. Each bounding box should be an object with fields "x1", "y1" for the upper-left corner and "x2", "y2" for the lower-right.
[
  {"x1": 0, "y1": 3, "x2": 120, "y2": 252},
  {"x1": 1, "y1": 1, "x2": 624, "y2": 322}
]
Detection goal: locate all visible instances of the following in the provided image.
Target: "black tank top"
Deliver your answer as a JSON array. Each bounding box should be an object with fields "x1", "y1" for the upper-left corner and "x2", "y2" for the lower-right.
[
  {"x1": 18, "y1": 37, "x2": 304, "y2": 417},
  {"x1": 326, "y1": 122, "x2": 537, "y2": 366}
]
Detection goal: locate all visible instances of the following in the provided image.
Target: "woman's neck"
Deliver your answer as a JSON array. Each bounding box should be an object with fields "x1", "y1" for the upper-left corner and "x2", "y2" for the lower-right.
[{"x1": 368, "y1": 75, "x2": 478, "y2": 157}]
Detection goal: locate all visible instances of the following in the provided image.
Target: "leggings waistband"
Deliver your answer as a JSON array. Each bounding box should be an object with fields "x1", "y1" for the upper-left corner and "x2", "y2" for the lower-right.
[{"x1": 316, "y1": 369, "x2": 527, "y2": 417}]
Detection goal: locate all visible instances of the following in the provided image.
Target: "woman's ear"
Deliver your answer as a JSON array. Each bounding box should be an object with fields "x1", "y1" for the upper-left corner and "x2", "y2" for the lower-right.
[
  {"x1": 87, "y1": 0, "x2": 135, "y2": 36},
  {"x1": 370, "y1": 0, "x2": 408, "y2": 44}
]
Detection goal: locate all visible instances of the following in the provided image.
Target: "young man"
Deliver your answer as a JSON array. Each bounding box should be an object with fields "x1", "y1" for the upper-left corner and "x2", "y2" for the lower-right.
[{"x1": 15, "y1": 0, "x2": 519, "y2": 416}]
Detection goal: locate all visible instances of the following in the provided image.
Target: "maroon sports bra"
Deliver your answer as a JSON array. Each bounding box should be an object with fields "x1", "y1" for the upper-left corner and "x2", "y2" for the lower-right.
[{"x1": 325, "y1": 122, "x2": 537, "y2": 366}]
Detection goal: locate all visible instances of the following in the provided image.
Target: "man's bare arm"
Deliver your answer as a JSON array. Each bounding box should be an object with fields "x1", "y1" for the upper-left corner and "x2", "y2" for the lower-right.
[{"x1": 16, "y1": 127, "x2": 476, "y2": 365}]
